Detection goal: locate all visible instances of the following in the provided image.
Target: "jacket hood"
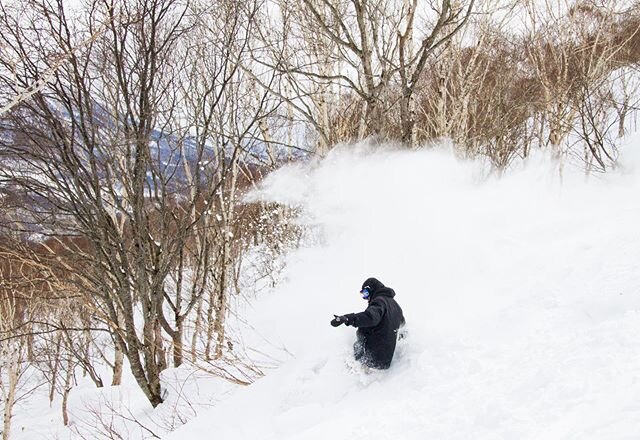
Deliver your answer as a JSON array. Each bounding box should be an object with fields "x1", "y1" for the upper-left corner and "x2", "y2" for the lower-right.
[{"x1": 361, "y1": 277, "x2": 396, "y2": 299}]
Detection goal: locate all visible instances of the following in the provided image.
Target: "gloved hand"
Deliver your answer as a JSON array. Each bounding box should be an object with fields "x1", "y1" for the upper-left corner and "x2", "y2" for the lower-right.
[{"x1": 330, "y1": 314, "x2": 353, "y2": 327}]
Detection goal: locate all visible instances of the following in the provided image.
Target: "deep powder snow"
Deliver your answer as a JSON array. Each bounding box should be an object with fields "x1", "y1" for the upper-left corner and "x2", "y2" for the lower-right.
[{"x1": 168, "y1": 142, "x2": 640, "y2": 440}]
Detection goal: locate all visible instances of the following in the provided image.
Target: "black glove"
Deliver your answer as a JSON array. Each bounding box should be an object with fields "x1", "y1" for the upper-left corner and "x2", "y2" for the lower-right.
[
  {"x1": 330, "y1": 314, "x2": 354, "y2": 327},
  {"x1": 330, "y1": 315, "x2": 345, "y2": 327}
]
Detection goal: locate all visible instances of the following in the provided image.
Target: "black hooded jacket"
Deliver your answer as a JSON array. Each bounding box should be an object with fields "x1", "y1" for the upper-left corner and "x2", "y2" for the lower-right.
[{"x1": 344, "y1": 278, "x2": 405, "y2": 369}]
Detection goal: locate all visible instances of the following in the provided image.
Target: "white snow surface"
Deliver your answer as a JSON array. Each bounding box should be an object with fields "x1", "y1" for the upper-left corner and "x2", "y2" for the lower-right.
[
  {"x1": 9, "y1": 139, "x2": 640, "y2": 440},
  {"x1": 165, "y1": 139, "x2": 640, "y2": 440}
]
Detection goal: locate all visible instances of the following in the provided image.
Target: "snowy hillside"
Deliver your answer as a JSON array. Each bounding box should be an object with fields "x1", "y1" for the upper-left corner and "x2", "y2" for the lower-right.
[{"x1": 163, "y1": 139, "x2": 640, "y2": 440}]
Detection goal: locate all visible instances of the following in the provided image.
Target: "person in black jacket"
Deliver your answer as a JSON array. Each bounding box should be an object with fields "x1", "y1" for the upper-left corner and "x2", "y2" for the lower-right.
[{"x1": 331, "y1": 277, "x2": 405, "y2": 369}]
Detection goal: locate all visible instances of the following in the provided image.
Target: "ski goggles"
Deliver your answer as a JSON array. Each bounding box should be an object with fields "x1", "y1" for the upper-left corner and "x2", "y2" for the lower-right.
[{"x1": 360, "y1": 286, "x2": 370, "y2": 299}]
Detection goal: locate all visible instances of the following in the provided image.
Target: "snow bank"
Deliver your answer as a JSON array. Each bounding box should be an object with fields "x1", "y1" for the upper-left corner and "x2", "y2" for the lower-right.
[{"x1": 167, "y1": 138, "x2": 640, "y2": 440}]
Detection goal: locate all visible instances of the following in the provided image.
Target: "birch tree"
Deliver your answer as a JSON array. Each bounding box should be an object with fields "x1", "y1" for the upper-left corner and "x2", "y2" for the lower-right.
[{"x1": 0, "y1": 0, "x2": 221, "y2": 407}]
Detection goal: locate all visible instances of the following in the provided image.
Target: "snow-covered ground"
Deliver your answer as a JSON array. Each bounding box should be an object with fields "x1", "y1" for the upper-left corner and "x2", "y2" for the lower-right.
[
  {"x1": 8, "y1": 137, "x2": 640, "y2": 439},
  {"x1": 166, "y1": 140, "x2": 640, "y2": 439}
]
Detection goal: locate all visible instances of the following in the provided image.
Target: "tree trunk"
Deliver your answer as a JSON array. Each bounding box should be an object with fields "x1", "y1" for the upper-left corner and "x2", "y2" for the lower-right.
[
  {"x1": 112, "y1": 340, "x2": 124, "y2": 386},
  {"x1": 436, "y1": 75, "x2": 448, "y2": 137},
  {"x1": 140, "y1": 317, "x2": 164, "y2": 407},
  {"x1": 191, "y1": 295, "x2": 203, "y2": 363},
  {"x1": 125, "y1": 328, "x2": 163, "y2": 407},
  {"x1": 214, "y1": 264, "x2": 227, "y2": 360},
  {"x1": 317, "y1": 63, "x2": 331, "y2": 155},
  {"x1": 49, "y1": 332, "x2": 62, "y2": 404},
  {"x1": 357, "y1": 99, "x2": 368, "y2": 140},
  {"x1": 154, "y1": 319, "x2": 167, "y2": 372},
  {"x1": 365, "y1": 98, "x2": 381, "y2": 138},
  {"x1": 173, "y1": 316, "x2": 184, "y2": 368},
  {"x1": 400, "y1": 88, "x2": 417, "y2": 147},
  {"x1": 62, "y1": 356, "x2": 73, "y2": 426},
  {"x1": 204, "y1": 285, "x2": 215, "y2": 361},
  {"x1": 2, "y1": 360, "x2": 18, "y2": 440}
]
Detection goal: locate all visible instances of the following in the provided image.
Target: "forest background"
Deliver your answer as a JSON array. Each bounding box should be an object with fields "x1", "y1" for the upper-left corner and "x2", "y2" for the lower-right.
[{"x1": 1, "y1": 0, "x2": 639, "y2": 438}]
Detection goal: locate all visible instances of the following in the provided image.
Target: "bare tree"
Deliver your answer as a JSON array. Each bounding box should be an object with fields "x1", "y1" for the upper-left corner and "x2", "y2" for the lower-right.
[
  {"x1": 253, "y1": 0, "x2": 474, "y2": 149},
  {"x1": 0, "y1": 0, "x2": 288, "y2": 408},
  {"x1": 0, "y1": 240, "x2": 51, "y2": 440},
  {"x1": 0, "y1": 0, "x2": 207, "y2": 407},
  {"x1": 0, "y1": 274, "x2": 28, "y2": 440},
  {"x1": 396, "y1": 0, "x2": 475, "y2": 146}
]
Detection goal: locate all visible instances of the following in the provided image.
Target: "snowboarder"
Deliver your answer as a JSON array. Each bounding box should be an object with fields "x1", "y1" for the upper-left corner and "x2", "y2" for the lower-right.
[{"x1": 331, "y1": 277, "x2": 405, "y2": 369}]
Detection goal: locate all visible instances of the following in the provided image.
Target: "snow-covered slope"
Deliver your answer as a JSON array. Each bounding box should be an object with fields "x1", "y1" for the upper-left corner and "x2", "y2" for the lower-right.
[{"x1": 166, "y1": 140, "x2": 640, "y2": 440}]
